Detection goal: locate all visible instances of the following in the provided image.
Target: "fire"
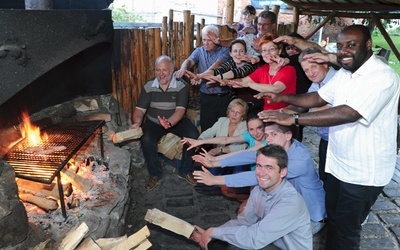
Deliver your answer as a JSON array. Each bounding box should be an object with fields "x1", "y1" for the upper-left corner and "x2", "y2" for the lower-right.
[{"x1": 20, "y1": 112, "x2": 48, "y2": 146}]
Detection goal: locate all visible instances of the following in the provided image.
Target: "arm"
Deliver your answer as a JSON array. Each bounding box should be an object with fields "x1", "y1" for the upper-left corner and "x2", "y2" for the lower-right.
[
  {"x1": 175, "y1": 58, "x2": 195, "y2": 78},
  {"x1": 206, "y1": 30, "x2": 235, "y2": 48},
  {"x1": 259, "y1": 104, "x2": 361, "y2": 127},
  {"x1": 182, "y1": 134, "x2": 245, "y2": 151},
  {"x1": 131, "y1": 107, "x2": 146, "y2": 129},
  {"x1": 232, "y1": 76, "x2": 287, "y2": 93}
]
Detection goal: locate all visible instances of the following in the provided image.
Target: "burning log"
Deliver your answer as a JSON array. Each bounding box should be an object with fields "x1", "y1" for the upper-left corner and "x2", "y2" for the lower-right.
[
  {"x1": 111, "y1": 128, "x2": 143, "y2": 144},
  {"x1": 19, "y1": 193, "x2": 58, "y2": 211},
  {"x1": 16, "y1": 179, "x2": 63, "y2": 199},
  {"x1": 61, "y1": 168, "x2": 93, "y2": 192},
  {"x1": 58, "y1": 221, "x2": 89, "y2": 250},
  {"x1": 144, "y1": 208, "x2": 195, "y2": 239}
]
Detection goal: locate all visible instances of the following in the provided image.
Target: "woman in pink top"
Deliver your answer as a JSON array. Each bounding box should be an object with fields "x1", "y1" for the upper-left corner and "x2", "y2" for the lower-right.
[{"x1": 229, "y1": 32, "x2": 297, "y2": 110}]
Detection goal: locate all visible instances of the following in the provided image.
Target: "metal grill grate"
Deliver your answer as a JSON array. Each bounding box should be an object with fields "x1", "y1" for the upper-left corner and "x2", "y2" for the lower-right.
[{"x1": 4, "y1": 120, "x2": 105, "y2": 184}]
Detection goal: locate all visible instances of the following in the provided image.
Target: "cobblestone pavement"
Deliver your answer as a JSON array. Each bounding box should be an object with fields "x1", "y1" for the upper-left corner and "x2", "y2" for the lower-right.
[{"x1": 125, "y1": 126, "x2": 400, "y2": 250}]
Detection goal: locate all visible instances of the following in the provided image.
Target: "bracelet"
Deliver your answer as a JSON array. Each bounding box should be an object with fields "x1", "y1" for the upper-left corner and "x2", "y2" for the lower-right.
[
  {"x1": 293, "y1": 114, "x2": 299, "y2": 126},
  {"x1": 167, "y1": 120, "x2": 172, "y2": 127}
]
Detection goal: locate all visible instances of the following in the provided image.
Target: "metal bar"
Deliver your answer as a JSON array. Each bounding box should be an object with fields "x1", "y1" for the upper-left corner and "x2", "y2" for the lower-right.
[{"x1": 57, "y1": 172, "x2": 67, "y2": 220}]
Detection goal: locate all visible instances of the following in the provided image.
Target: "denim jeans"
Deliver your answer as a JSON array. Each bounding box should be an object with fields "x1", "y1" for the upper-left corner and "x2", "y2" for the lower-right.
[{"x1": 141, "y1": 117, "x2": 199, "y2": 177}]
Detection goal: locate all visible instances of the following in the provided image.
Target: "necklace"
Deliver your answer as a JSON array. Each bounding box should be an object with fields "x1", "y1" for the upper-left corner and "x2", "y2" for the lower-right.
[{"x1": 268, "y1": 65, "x2": 277, "y2": 84}]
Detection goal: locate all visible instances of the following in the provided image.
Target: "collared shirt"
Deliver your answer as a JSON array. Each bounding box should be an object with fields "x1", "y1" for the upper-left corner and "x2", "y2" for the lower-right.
[
  {"x1": 221, "y1": 139, "x2": 326, "y2": 222},
  {"x1": 307, "y1": 66, "x2": 337, "y2": 141},
  {"x1": 318, "y1": 55, "x2": 400, "y2": 186},
  {"x1": 212, "y1": 179, "x2": 312, "y2": 250},
  {"x1": 189, "y1": 45, "x2": 230, "y2": 95},
  {"x1": 136, "y1": 77, "x2": 189, "y2": 124}
]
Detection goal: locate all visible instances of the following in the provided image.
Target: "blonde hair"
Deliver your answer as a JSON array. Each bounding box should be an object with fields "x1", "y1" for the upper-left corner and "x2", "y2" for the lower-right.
[{"x1": 227, "y1": 98, "x2": 249, "y2": 119}]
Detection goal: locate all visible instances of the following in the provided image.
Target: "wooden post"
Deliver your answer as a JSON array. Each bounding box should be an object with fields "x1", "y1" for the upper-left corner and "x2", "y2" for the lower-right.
[
  {"x1": 183, "y1": 10, "x2": 191, "y2": 66},
  {"x1": 305, "y1": 11, "x2": 337, "y2": 40},
  {"x1": 292, "y1": 7, "x2": 299, "y2": 33},
  {"x1": 154, "y1": 28, "x2": 161, "y2": 60},
  {"x1": 162, "y1": 16, "x2": 168, "y2": 55},
  {"x1": 147, "y1": 29, "x2": 155, "y2": 75},
  {"x1": 190, "y1": 14, "x2": 195, "y2": 52},
  {"x1": 371, "y1": 14, "x2": 400, "y2": 62},
  {"x1": 225, "y1": 0, "x2": 234, "y2": 24}
]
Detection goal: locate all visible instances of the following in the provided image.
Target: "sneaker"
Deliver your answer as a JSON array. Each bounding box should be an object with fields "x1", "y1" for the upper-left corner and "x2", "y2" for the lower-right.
[
  {"x1": 177, "y1": 173, "x2": 197, "y2": 185},
  {"x1": 145, "y1": 176, "x2": 161, "y2": 190}
]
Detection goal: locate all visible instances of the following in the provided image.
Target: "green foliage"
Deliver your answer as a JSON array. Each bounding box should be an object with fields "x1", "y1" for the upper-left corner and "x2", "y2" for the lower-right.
[
  {"x1": 109, "y1": 4, "x2": 145, "y2": 23},
  {"x1": 372, "y1": 33, "x2": 400, "y2": 75}
]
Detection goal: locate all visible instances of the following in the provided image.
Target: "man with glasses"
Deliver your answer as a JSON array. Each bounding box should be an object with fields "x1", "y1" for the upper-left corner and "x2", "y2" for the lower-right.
[{"x1": 191, "y1": 145, "x2": 312, "y2": 250}]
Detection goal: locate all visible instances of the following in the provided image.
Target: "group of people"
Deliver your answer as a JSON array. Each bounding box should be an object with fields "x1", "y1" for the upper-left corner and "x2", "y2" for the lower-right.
[{"x1": 129, "y1": 7, "x2": 400, "y2": 249}]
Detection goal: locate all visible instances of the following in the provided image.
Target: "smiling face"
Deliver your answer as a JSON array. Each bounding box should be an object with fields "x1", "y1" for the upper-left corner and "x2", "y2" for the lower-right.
[
  {"x1": 255, "y1": 154, "x2": 287, "y2": 192},
  {"x1": 230, "y1": 42, "x2": 246, "y2": 64},
  {"x1": 248, "y1": 118, "x2": 266, "y2": 142},
  {"x1": 336, "y1": 27, "x2": 371, "y2": 73},
  {"x1": 155, "y1": 58, "x2": 174, "y2": 86},
  {"x1": 257, "y1": 17, "x2": 275, "y2": 36},
  {"x1": 264, "y1": 124, "x2": 292, "y2": 150},
  {"x1": 300, "y1": 60, "x2": 329, "y2": 84},
  {"x1": 260, "y1": 41, "x2": 280, "y2": 64}
]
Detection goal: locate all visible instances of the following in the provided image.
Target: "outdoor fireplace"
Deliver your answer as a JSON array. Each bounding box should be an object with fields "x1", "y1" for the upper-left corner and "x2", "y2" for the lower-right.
[{"x1": 4, "y1": 119, "x2": 106, "y2": 219}]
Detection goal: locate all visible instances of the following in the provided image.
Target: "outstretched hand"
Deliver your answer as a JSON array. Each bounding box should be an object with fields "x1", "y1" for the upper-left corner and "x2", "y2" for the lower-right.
[
  {"x1": 181, "y1": 137, "x2": 203, "y2": 151},
  {"x1": 258, "y1": 110, "x2": 294, "y2": 126},
  {"x1": 303, "y1": 52, "x2": 330, "y2": 64},
  {"x1": 193, "y1": 166, "x2": 217, "y2": 185},
  {"x1": 207, "y1": 30, "x2": 220, "y2": 45}
]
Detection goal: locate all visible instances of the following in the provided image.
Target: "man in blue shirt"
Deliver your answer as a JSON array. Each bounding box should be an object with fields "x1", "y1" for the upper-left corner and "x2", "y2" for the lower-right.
[
  {"x1": 175, "y1": 25, "x2": 231, "y2": 132},
  {"x1": 193, "y1": 122, "x2": 326, "y2": 234},
  {"x1": 191, "y1": 145, "x2": 312, "y2": 250}
]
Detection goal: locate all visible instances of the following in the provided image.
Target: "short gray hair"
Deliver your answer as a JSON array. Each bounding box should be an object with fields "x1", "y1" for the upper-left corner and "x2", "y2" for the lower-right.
[
  {"x1": 202, "y1": 25, "x2": 219, "y2": 37},
  {"x1": 298, "y1": 46, "x2": 323, "y2": 63},
  {"x1": 155, "y1": 55, "x2": 174, "y2": 68}
]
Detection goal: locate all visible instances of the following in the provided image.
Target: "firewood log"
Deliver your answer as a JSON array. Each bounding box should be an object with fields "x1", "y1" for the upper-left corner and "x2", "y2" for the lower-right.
[
  {"x1": 110, "y1": 225, "x2": 151, "y2": 250},
  {"x1": 76, "y1": 237, "x2": 101, "y2": 250},
  {"x1": 61, "y1": 168, "x2": 93, "y2": 192},
  {"x1": 58, "y1": 221, "x2": 89, "y2": 250},
  {"x1": 19, "y1": 193, "x2": 58, "y2": 211},
  {"x1": 144, "y1": 208, "x2": 195, "y2": 239},
  {"x1": 112, "y1": 127, "x2": 143, "y2": 143}
]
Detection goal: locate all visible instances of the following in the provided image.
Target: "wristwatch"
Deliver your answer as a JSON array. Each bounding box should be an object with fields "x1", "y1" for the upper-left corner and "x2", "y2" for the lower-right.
[{"x1": 293, "y1": 114, "x2": 300, "y2": 126}]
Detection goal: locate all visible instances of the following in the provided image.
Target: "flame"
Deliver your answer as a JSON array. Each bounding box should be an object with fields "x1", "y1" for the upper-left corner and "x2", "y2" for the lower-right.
[{"x1": 20, "y1": 112, "x2": 48, "y2": 146}]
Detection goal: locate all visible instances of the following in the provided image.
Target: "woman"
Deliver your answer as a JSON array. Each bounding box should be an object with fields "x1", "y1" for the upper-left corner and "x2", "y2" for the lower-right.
[
  {"x1": 187, "y1": 39, "x2": 262, "y2": 115},
  {"x1": 182, "y1": 114, "x2": 267, "y2": 202},
  {"x1": 229, "y1": 32, "x2": 297, "y2": 111},
  {"x1": 198, "y1": 98, "x2": 249, "y2": 156}
]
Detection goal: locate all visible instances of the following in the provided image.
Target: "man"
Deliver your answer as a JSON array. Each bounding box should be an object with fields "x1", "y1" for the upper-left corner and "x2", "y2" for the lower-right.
[
  {"x1": 191, "y1": 145, "x2": 312, "y2": 250},
  {"x1": 193, "y1": 122, "x2": 326, "y2": 235},
  {"x1": 131, "y1": 56, "x2": 199, "y2": 190},
  {"x1": 212, "y1": 10, "x2": 277, "y2": 56},
  {"x1": 281, "y1": 46, "x2": 337, "y2": 185},
  {"x1": 175, "y1": 25, "x2": 231, "y2": 132},
  {"x1": 259, "y1": 25, "x2": 400, "y2": 250}
]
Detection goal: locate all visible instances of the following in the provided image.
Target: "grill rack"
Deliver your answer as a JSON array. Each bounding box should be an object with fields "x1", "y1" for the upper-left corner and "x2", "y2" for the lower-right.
[{"x1": 4, "y1": 120, "x2": 105, "y2": 218}]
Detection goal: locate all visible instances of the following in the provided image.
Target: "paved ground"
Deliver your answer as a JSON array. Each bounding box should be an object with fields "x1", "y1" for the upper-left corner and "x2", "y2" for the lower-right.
[{"x1": 125, "y1": 126, "x2": 400, "y2": 250}]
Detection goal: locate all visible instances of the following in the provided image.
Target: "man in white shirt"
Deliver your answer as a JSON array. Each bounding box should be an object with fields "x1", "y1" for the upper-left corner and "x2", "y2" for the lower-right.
[{"x1": 258, "y1": 25, "x2": 400, "y2": 250}]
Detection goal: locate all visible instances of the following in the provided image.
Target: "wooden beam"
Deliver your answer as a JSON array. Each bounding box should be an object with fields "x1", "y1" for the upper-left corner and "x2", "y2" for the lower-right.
[
  {"x1": 298, "y1": 10, "x2": 400, "y2": 19},
  {"x1": 144, "y1": 208, "x2": 195, "y2": 239},
  {"x1": 371, "y1": 13, "x2": 400, "y2": 62},
  {"x1": 305, "y1": 11, "x2": 337, "y2": 41}
]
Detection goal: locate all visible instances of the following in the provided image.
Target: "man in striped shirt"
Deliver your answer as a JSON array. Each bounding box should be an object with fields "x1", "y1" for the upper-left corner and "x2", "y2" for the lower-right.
[{"x1": 131, "y1": 55, "x2": 199, "y2": 190}]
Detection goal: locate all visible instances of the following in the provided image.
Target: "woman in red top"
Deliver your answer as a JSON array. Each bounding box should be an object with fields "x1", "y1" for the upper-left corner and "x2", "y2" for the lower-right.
[{"x1": 229, "y1": 33, "x2": 297, "y2": 110}]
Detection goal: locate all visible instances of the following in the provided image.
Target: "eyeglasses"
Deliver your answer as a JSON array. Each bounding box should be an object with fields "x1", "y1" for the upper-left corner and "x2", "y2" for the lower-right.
[
  {"x1": 257, "y1": 22, "x2": 272, "y2": 27},
  {"x1": 229, "y1": 109, "x2": 242, "y2": 116},
  {"x1": 261, "y1": 47, "x2": 278, "y2": 54}
]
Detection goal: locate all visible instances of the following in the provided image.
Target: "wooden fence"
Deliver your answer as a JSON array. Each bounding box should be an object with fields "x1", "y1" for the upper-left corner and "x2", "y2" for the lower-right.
[{"x1": 111, "y1": 8, "x2": 294, "y2": 122}]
